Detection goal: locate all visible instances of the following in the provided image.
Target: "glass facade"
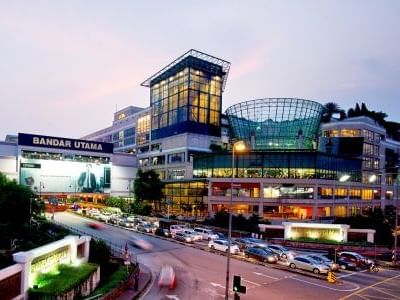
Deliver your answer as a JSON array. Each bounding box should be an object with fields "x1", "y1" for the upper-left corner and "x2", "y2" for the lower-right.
[
  {"x1": 163, "y1": 180, "x2": 208, "y2": 215},
  {"x1": 193, "y1": 151, "x2": 362, "y2": 181},
  {"x1": 145, "y1": 52, "x2": 229, "y2": 140},
  {"x1": 226, "y1": 98, "x2": 324, "y2": 150}
]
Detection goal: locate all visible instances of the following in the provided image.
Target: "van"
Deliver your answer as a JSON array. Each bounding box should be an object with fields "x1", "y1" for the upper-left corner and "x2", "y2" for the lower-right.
[{"x1": 193, "y1": 227, "x2": 218, "y2": 240}]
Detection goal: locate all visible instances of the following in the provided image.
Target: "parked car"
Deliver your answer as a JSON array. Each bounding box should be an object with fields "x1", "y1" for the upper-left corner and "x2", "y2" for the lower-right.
[
  {"x1": 119, "y1": 218, "x2": 135, "y2": 228},
  {"x1": 183, "y1": 229, "x2": 203, "y2": 241},
  {"x1": 174, "y1": 232, "x2": 194, "y2": 243},
  {"x1": 158, "y1": 265, "x2": 176, "y2": 289},
  {"x1": 338, "y1": 251, "x2": 372, "y2": 268},
  {"x1": 322, "y1": 254, "x2": 356, "y2": 270},
  {"x1": 170, "y1": 225, "x2": 185, "y2": 235},
  {"x1": 264, "y1": 245, "x2": 295, "y2": 259},
  {"x1": 208, "y1": 239, "x2": 240, "y2": 254},
  {"x1": 193, "y1": 227, "x2": 219, "y2": 240},
  {"x1": 155, "y1": 228, "x2": 172, "y2": 238},
  {"x1": 305, "y1": 254, "x2": 340, "y2": 271},
  {"x1": 244, "y1": 247, "x2": 278, "y2": 263},
  {"x1": 288, "y1": 256, "x2": 330, "y2": 274},
  {"x1": 235, "y1": 238, "x2": 265, "y2": 250},
  {"x1": 137, "y1": 224, "x2": 155, "y2": 233},
  {"x1": 215, "y1": 232, "x2": 227, "y2": 240}
]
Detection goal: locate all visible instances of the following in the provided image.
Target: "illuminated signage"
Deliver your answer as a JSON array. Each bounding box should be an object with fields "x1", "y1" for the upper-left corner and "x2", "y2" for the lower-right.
[
  {"x1": 18, "y1": 133, "x2": 113, "y2": 154},
  {"x1": 31, "y1": 246, "x2": 70, "y2": 275}
]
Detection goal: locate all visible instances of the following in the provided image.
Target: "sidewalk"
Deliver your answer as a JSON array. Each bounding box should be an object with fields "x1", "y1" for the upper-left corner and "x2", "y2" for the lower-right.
[{"x1": 117, "y1": 264, "x2": 152, "y2": 300}]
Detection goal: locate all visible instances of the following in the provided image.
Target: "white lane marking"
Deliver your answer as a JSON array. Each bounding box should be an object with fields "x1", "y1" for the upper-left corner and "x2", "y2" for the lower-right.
[
  {"x1": 289, "y1": 277, "x2": 360, "y2": 292},
  {"x1": 337, "y1": 269, "x2": 368, "y2": 279},
  {"x1": 165, "y1": 295, "x2": 180, "y2": 300},
  {"x1": 253, "y1": 272, "x2": 279, "y2": 280},
  {"x1": 210, "y1": 282, "x2": 225, "y2": 289},
  {"x1": 242, "y1": 278, "x2": 261, "y2": 286}
]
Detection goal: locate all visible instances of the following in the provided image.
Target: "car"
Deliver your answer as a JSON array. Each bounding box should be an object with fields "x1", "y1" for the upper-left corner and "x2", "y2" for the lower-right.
[
  {"x1": 155, "y1": 228, "x2": 172, "y2": 238},
  {"x1": 170, "y1": 225, "x2": 185, "y2": 235},
  {"x1": 183, "y1": 229, "x2": 203, "y2": 241},
  {"x1": 208, "y1": 239, "x2": 240, "y2": 254},
  {"x1": 137, "y1": 224, "x2": 155, "y2": 233},
  {"x1": 235, "y1": 238, "x2": 266, "y2": 250},
  {"x1": 264, "y1": 245, "x2": 295, "y2": 260},
  {"x1": 130, "y1": 237, "x2": 153, "y2": 250},
  {"x1": 86, "y1": 221, "x2": 105, "y2": 230},
  {"x1": 158, "y1": 265, "x2": 176, "y2": 289},
  {"x1": 244, "y1": 247, "x2": 278, "y2": 263},
  {"x1": 119, "y1": 218, "x2": 135, "y2": 228},
  {"x1": 193, "y1": 227, "x2": 219, "y2": 240},
  {"x1": 174, "y1": 232, "x2": 194, "y2": 243},
  {"x1": 338, "y1": 251, "x2": 372, "y2": 268},
  {"x1": 305, "y1": 254, "x2": 340, "y2": 271},
  {"x1": 215, "y1": 232, "x2": 227, "y2": 240},
  {"x1": 288, "y1": 256, "x2": 330, "y2": 274},
  {"x1": 322, "y1": 254, "x2": 356, "y2": 270}
]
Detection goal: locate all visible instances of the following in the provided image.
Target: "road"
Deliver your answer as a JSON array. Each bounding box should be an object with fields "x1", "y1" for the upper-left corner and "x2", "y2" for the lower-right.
[{"x1": 54, "y1": 212, "x2": 400, "y2": 300}]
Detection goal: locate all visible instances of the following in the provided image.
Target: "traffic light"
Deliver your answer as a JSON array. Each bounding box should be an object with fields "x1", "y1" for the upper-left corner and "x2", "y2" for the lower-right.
[{"x1": 233, "y1": 275, "x2": 247, "y2": 294}]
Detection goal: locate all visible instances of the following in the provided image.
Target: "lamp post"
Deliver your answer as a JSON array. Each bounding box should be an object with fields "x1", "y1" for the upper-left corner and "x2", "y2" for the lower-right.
[
  {"x1": 225, "y1": 140, "x2": 246, "y2": 300},
  {"x1": 39, "y1": 181, "x2": 45, "y2": 201}
]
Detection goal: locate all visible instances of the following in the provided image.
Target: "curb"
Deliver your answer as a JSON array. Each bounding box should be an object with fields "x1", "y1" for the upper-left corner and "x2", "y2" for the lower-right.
[{"x1": 133, "y1": 264, "x2": 152, "y2": 300}]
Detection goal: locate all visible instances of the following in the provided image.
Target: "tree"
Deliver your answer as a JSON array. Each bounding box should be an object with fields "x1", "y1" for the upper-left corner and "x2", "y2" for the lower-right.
[
  {"x1": 0, "y1": 172, "x2": 43, "y2": 249},
  {"x1": 105, "y1": 196, "x2": 129, "y2": 212},
  {"x1": 134, "y1": 169, "x2": 164, "y2": 210},
  {"x1": 322, "y1": 102, "x2": 345, "y2": 123}
]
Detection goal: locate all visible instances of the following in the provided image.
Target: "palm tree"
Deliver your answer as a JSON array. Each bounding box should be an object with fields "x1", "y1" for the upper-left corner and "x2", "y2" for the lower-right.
[{"x1": 322, "y1": 102, "x2": 345, "y2": 123}]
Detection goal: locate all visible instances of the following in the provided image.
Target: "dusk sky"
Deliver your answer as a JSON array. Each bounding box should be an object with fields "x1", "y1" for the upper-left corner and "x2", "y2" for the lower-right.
[{"x1": 1, "y1": 1, "x2": 399, "y2": 140}]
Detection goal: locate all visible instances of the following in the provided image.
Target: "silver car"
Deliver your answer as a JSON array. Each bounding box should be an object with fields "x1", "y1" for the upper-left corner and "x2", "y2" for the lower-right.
[
  {"x1": 288, "y1": 256, "x2": 330, "y2": 274},
  {"x1": 306, "y1": 254, "x2": 340, "y2": 271}
]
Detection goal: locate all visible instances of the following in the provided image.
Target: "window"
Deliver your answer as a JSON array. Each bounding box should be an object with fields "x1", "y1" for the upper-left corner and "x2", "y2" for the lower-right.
[{"x1": 168, "y1": 152, "x2": 185, "y2": 164}]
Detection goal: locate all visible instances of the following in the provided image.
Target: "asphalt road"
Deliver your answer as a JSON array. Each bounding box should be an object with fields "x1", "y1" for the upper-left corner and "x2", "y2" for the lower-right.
[{"x1": 54, "y1": 212, "x2": 400, "y2": 300}]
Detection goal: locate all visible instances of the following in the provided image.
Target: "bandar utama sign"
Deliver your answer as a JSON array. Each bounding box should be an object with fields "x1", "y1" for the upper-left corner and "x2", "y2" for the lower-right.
[{"x1": 18, "y1": 133, "x2": 113, "y2": 154}]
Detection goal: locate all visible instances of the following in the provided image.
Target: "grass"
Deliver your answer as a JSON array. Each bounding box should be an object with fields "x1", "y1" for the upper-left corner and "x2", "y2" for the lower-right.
[
  {"x1": 29, "y1": 263, "x2": 98, "y2": 296},
  {"x1": 94, "y1": 265, "x2": 133, "y2": 296}
]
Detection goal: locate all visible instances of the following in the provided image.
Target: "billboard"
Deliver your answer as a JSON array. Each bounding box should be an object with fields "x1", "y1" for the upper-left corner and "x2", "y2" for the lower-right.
[
  {"x1": 18, "y1": 133, "x2": 113, "y2": 154},
  {"x1": 20, "y1": 158, "x2": 111, "y2": 194}
]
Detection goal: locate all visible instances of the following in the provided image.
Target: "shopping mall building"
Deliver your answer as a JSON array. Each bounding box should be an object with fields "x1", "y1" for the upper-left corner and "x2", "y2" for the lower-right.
[
  {"x1": 0, "y1": 133, "x2": 136, "y2": 204},
  {"x1": 1, "y1": 49, "x2": 399, "y2": 219}
]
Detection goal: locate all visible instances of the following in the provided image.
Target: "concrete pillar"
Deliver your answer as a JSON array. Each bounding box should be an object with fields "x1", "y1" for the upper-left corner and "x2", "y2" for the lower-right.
[
  {"x1": 12, "y1": 252, "x2": 34, "y2": 299},
  {"x1": 367, "y1": 230, "x2": 375, "y2": 243}
]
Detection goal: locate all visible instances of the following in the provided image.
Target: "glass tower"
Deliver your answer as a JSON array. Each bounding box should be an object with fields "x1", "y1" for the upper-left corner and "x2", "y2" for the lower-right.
[{"x1": 142, "y1": 50, "x2": 230, "y2": 140}]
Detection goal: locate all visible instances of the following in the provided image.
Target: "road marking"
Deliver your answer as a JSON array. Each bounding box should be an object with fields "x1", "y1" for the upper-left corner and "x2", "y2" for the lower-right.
[
  {"x1": 289, "y1": 277, "x2": 360, "y2": 292},
  {"x1": 340, "y1": 274, "x2": 400, "y2": 299},
  {"x1": 165, "y1": 295, "x2": 180, "y2": 300},
  {"x1": 371, "y1": 286, "x2": 400, "y2": 298},
  {"x1": 242, "y1": 278, "x2": 261, "y2": 286},
  {"x1": 210, "y1": 282, "x2": 225, "y2": 289},
  {"x1": 337, "y1": 269, "x2": 368, "y2": 279},
  {"x1": 253, "y1": 272, "x2": 279, "y2": 280}
]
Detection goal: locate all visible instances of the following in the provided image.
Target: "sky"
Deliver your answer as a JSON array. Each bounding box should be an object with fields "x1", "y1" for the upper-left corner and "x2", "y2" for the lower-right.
[{"x1": 0, "y1": 1, "x2": 399, "y2": 140}]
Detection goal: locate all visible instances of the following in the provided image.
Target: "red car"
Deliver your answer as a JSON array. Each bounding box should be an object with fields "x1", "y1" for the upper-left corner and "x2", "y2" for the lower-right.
[
  {"x1": 87, "y1": 222, "x2": 105, "y2": 230},
  {"x1": 338, "y1": 251, "x2": 372, "y2": 268},
  {"x1": 158, "y1": 265, "x2": 176, "y2": 289}
]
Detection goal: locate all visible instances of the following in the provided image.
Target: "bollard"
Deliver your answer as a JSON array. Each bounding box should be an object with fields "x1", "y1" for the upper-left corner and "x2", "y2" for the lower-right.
[{"x1": 327, "y1": 271, "x2": 336, "y2": 283}]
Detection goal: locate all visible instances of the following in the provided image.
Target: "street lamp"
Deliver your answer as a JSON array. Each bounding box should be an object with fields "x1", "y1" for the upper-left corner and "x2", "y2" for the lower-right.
[
  {"x1": 225, "y1": 140, "x2": 246, "y2": 300},
  {"x1": 332, "y1": 174, "x2": 350, "y2": 218}
]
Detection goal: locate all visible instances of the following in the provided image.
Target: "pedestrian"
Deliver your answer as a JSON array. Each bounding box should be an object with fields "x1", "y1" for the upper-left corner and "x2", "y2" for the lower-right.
[{"x1": 134, "y1": 271, "x2": 139, "y2": 291}]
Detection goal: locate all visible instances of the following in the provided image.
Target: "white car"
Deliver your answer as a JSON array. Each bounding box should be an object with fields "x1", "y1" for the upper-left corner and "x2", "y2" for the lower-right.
[
  {"x1": 193, "y1": 227, "x2": 219, "y2": 240},
  {"x1": 170, "y1": 225, "x2": 184, "y2": 236},
  {"x1": 183, "y1": 229, "x2": 203, "y2": 241},
  {"x1": 208, "y1": 239, "x2": 240, "y2": 254}
]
